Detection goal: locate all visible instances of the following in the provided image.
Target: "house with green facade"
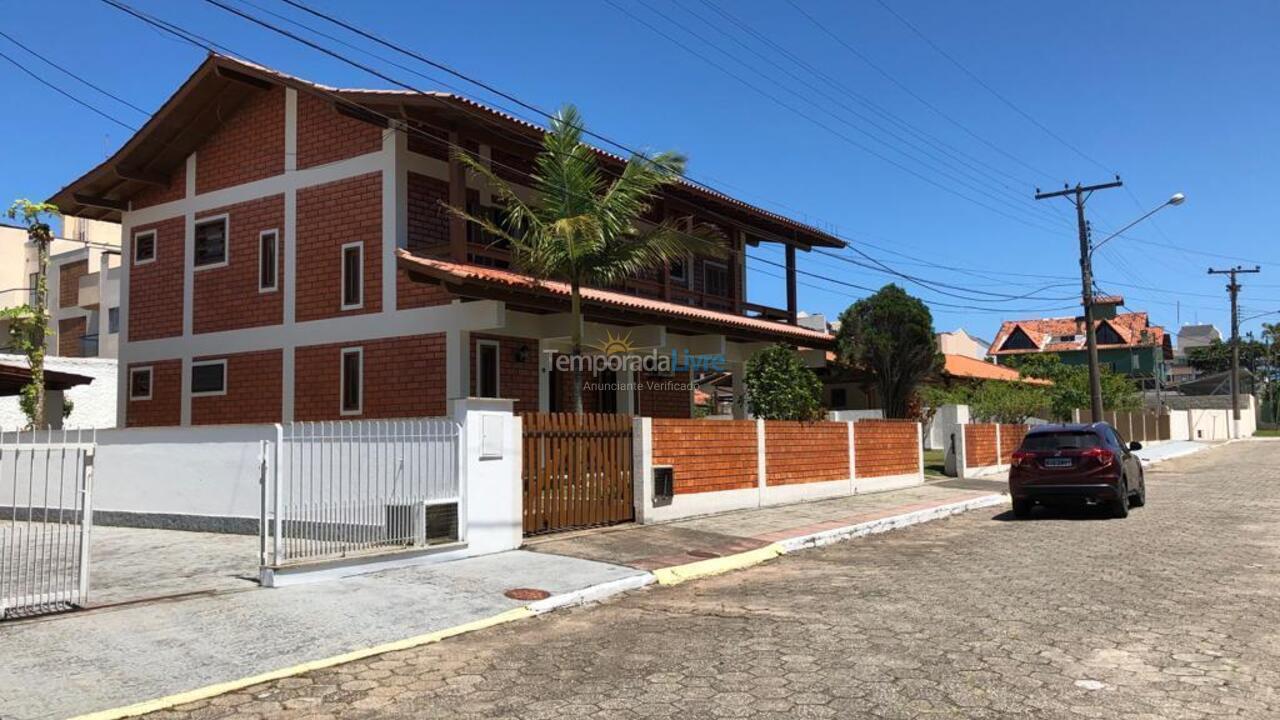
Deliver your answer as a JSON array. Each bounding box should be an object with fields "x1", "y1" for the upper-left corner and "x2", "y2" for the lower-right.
[{"x1": 988, "y1": 296, "x2": 1173, "y2": 388}]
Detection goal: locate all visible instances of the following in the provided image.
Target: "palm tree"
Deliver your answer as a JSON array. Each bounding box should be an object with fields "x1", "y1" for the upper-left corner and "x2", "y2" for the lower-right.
[{"x1": 448, "y1": 105, "x2": 724, "y2": 413}]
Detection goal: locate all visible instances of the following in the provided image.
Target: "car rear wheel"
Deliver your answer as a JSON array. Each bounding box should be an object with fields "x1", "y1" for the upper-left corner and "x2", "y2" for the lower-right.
[
  {"x1": 1130, "y1": 474, "x2": 1147, "y2": 508},
  {"x1": 1012, "y1": 497, "x2": 1034, "y2": 519},
  {"x1": 1110, "y1": 478, "x2": 1130, "y2": 518}
]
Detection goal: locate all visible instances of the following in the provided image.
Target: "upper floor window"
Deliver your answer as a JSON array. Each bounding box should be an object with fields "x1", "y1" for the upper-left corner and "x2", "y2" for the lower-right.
[
  {"x1": 194, "y1": 217, "x2": 228, "y2": 269},
  {"x1": 341, "y1": 242, "x2": 363, "y2": 309},
  {"x1": 190, "y1": 359, "x2": 227, "y2": 397},
  {"x1": 129, "y1": 366, "x2": 152, "y2": 401},
  {"x1": 133, "y1": 230, "x2": 156, "y2": 265},
  {"x1": 703, "y1": 260, "x2": 729, "y2": 297},
  {"x1": 259, "y1": 230, "x2": 278, "y2": 292},
  {"x1": 669, "y1": 257, "x2": 688, "y2": 285},
  {"x1": 108, "y1": 307, "x2": 120, "y2": 335}
]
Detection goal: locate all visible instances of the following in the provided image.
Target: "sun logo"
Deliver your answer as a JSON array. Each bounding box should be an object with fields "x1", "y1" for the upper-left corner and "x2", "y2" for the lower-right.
[{"x1": 589, "y1": 330, "x2": 636, "y2": 356}]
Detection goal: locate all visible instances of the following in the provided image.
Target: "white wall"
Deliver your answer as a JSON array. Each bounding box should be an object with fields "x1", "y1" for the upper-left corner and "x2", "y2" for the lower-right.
[
  {"x1": 924, "y1": 404, "x2": 969, "y2": 451},
  {"x1": 0, "y1": 354, "x2": 118, "y2": 429}
]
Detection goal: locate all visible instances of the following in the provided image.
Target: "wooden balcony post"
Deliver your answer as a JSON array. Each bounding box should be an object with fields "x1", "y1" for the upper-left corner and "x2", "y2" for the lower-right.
[
  {"x1": 785, "y1": 243, "x2": 798, "y2": 325},
  {"x1": 448, "y1": 129, "x2": 468, "y2": 262}
]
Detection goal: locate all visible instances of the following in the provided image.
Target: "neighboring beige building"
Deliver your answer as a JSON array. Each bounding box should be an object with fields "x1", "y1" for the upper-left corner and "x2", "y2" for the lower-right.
[
  {"x1": 0, "y1": 217, "x2": 122, "y2": 359},
  {"x1": 936, "y1": 328, "x2": 991, "y2": 361}
]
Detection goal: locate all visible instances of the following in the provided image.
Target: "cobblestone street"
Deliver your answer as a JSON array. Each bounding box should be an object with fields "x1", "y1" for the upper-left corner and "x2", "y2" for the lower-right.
[{"x1": 153, "y1": 441, "x2": 1280, "y2": 719}]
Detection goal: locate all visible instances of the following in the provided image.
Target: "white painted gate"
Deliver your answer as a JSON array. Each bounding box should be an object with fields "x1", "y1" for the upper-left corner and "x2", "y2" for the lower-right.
[
  {"x1": 0, "y1": 429, "x2": 94, "y2": 619},
  {"x1": 260, "y1": 419, "x2": 462, "y2": 571}
]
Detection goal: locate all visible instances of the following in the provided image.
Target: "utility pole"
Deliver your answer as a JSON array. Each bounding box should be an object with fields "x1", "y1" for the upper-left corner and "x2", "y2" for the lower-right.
[
  {"x1": 1208, "y1": 265, "x2": 1261, "y2": 435},
  {"x1": 1035, "y1": 178, "x2": 1124, "y2": 422}
]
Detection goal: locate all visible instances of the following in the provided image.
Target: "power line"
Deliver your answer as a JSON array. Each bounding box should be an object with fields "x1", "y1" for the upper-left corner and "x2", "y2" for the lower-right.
[
  {"x1": 0, "y1": 47, "x2": 137, "y2": 131},
  {"x1": 872, "y1": 0, "x2": 1114, "y2": 175},
  {"x1": 600, "y1": 0, "x2": 1070, "y2": 237},
  {"x1": 0, "y1": 29, "x2": 151, "y2": 116}
]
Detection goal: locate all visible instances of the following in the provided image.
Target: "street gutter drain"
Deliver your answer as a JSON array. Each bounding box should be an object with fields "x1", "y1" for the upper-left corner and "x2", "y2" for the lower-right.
[{"x1": 505, "y1": 588, "x2": 551, "y2": 601}]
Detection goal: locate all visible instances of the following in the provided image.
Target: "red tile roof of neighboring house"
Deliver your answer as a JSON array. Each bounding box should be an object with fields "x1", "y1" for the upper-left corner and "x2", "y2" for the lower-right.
[
  {"x1": 397, "y1": 251, "x2": 834, "y2": 347},
  {"x1": 989, "y1": 311, "x2": 1166, "y2": 356},
  {"x1": 941, "y1": 354, "x2": 1053, "y2": 386},
  {"x1": 1094, "y1": 294, "x2": 1124, "y2": 305}
]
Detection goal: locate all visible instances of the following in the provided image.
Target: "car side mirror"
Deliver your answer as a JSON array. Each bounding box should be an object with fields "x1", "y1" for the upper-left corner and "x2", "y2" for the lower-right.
[{"x1": 1128, "y1": 441, "x2": 1142, "y2": 451}]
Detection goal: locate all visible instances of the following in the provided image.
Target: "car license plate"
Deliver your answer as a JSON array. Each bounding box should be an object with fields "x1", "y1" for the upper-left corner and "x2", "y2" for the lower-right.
[{"x1": 1045, "y1": 457, "x2": 1073, "y2": 468}]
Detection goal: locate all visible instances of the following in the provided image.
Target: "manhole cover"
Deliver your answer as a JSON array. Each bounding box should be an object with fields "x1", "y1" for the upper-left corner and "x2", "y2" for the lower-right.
[
  {"x1": 687, "y1": 549, "x2": 722, "y2": 559},
  {"x1": 504, "y1": 587, "x2": 551, "y2": 601}
]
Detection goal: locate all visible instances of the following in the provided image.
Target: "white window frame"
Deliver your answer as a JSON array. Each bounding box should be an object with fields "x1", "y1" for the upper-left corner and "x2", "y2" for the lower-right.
[
  {"x1": 193, "y1": 214, "x2": 230, "y2": 271},
  {"x1": 132, "y1": 230, "x2": 157, "y2": 266},
  {"x1": 258, "y1": 228, "x2": 279, "y2": 293},
  {"x1": 128, "y1": 366, "x2": 153, "y2": 401},
  {"x1": 190, "y1": 358, "x2": 228, "y2": 397},
  {"x1": 669, "y1": 253, "x2": 690, "y2": 285},
  {"x1": 340, "y1": 347, "x2": 363, "y2": 416},
  {"x1": 340, "y1": 241, "x2": 364, "y2": 310},
  {"x1": 475, "y1": 339, "x2": 501, "y2": 398}
]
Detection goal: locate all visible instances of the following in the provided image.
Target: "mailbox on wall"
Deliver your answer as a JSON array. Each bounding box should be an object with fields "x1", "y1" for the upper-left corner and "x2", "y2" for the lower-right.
[{"x1": 653, "y1": 465, "x2": 674, "y2": 506}]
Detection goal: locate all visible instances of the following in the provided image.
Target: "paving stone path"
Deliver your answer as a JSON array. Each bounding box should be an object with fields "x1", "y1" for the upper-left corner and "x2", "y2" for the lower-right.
[{"x1": 152, "y1": 441, "x2": 1280, "y2": 719}]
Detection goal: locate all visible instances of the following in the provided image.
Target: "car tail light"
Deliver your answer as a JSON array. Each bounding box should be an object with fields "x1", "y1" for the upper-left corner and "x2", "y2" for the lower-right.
[
  {"x1": 1081, "y1": 447, "x2": 1114, "y2": 466},
  {"x1": 1011, "y1": 450, "x2": 1034, "y2": 467}
]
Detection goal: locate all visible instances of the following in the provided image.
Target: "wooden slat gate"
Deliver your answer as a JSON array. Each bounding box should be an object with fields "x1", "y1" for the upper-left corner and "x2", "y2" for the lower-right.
[{"x1": 522, "y1": 413, "x2": 634, "y2": 535}]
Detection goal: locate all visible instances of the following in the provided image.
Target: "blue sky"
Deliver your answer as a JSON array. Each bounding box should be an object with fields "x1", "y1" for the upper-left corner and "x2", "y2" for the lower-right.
[{"x1": 4, "y1": 0, "x2": 1280, "y2": 342}]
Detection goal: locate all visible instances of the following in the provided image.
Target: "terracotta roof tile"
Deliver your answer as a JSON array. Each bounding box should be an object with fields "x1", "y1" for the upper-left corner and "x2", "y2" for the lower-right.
[
  {"x1": 989, "y1": 310, "x2": 1166, "y2": 356},
  {"x1": 942, "y1": 354, "x2": 1052, "y2": 386},
  {"x1": 397, "y1": 251, "x2": 833, "y2": 346}
]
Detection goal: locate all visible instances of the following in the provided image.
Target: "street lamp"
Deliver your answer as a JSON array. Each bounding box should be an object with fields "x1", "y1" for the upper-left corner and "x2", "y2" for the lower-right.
[{"x1": 1091, "y1": 192, "x2": 1186, "y2": 256}]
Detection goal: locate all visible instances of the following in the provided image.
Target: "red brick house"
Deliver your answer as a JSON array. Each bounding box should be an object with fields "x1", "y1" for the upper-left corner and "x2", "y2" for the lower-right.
[{"x1": 51, "y1": 54, "x2": 838, "y2": 428}]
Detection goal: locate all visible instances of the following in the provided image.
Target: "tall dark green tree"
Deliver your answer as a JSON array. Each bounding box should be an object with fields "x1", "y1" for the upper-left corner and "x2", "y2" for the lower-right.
[
  {"x1": 836, "y1": 284, "x2": 941, "y2": 419},
  {"x1": 742, "y1": 344, "x2": 823, "y2": 420}
]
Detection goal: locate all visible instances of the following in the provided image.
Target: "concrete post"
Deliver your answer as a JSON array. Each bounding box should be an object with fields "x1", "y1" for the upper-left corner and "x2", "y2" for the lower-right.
[
  {"x1": 756, "y1": 418, "x2": 767, "y2": 497},
  {"x1": 632, "y1": 416, "x2": 653, "y2": 524},
  {"x1": 451, "y1": 397, "x2": 521, "y2": 555},
  {"x1": 916, "y1": 422, "x2": 924, "y2": 479},
  {"x1": 994, "y1": 423, "x2": 1003, "y2": 467},
  {"x1": 846, "y1": 421, "x2": 856, "y2": 492},
  {"x1": 956, "y1": 424, "x2": 969, "y2": 479}
]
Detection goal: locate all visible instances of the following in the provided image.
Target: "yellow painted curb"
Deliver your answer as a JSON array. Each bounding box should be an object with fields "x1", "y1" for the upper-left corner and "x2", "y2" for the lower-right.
[
  {"x1": 67, "y1": 606, "x2": 536, "y2": 720},
  {"x1": 651, "y1": 543, "x2": 786, "y2": 586}
]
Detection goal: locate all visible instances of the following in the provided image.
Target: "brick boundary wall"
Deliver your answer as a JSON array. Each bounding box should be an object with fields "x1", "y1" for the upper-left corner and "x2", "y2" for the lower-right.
[
  {"x1": 998, "y1": 424, "x2": 1029, "y2": 463},
  {"x1": 963, "y1": 423, "x2": 999, "y2": 468},
  {"x1": 853, "y1": 420, "x2": 921, "y2": 478},
  {"x1": 764, "y1": 421, "x2": 850, "y2": 485},
  {"x1": 652, "y1": 419, "x2": 757, "y2": 494}
]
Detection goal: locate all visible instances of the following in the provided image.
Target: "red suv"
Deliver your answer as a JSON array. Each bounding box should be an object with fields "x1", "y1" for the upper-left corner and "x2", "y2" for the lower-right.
[{"x1": 1008, "y1": 423, "x2": 1146, "y2": 519}]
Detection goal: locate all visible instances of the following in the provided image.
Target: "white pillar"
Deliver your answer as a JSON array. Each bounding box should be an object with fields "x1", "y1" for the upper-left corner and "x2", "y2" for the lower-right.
[
  {"x1": 451, "y1": 397, "x2": 521, "y2": 554},
  {"x1": 632, "y1": 416, "x2": 653, "y2": 523}
]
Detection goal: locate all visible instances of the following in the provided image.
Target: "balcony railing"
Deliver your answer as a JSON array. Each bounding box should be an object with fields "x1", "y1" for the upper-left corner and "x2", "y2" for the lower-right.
[{"x1": 79, "y1": 333, "x2": 100, "y2": 358}]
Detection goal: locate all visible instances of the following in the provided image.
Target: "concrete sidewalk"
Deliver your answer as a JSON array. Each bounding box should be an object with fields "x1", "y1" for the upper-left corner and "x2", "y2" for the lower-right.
[
  {"x1": 1135, "y1": 439, "x2": 1221, "y2": 466},
  {"x1": 525, "y1": 482, "x2": 1003, "y2": 572},
  {"x1": 1, "y1": 480, "x2": 1008, "y2": 720},
  {"x1": 0, "y1": 551, "x2": 646, "y2": 720}
]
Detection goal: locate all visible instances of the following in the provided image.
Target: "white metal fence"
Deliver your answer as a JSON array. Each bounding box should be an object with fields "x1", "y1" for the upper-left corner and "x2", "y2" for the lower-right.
[
  {"x1": 1, "y1": 429, "x2": 94, "y2": 619},
  {"x1": 261, "y1": 418, "x2": 462, "y2": 568}
]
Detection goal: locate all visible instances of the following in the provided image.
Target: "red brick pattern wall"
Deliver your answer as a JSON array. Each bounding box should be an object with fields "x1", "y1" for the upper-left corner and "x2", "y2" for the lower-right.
[
  {"x1": 652, "y1": 419, "x2": 758, "y2": 494},
  {"x1": 193, "y1": 195, "x2": 285, "y2": 334},
  {"x1": 196, "y1": 87, "x2": 284, "y2": 195},
  {"x1": 964, "y1": 423, "x2": 999, "y2": 467},
  {"x1": 998, "y1": 424, "x2": 1029, "y2": 463},
  {"x1": 57, "y1": 317, "x2": 86, "y2": 357},
  {"x1": 296, "y1": 172, "x2": 382, "y2": 321},
  {"x1": 854, "y1": 420, "x2": 921, "y2": 478},
  {"x1": 765, "y1": 421, "x2": 849, "y2": 485},
  {"x1": 637, "y1": 370, "x2": 691, "y2": 418},
  {"x1": 396, "y1": 267, "x2": 454, "y2": 309},
  {"x1": 470, "y1": 333, "x2": 540, "y2": 411},
  {"x1": 58, "y1": 259, "x2": 88, "y2": 309},
  {"x1": 128, "y1": 216, "x2": 185, "y2": 341},
  {"x1": 293, "y1": 334, "x2": 446, "y2": 421},
  {"x1": 132, "y1": 163, "x2": 185, "y2": 210},
  {"x1": 190, "y1": 350, "x2": 283, "y2": 425},
  {"x1": 406, "y1": 172, "x2": 450, "y2": 255},
  {"x1": 126, "y1": 359, "x2": 181, "y2": 427},
  {"x1": 296, "y1": 92, "x2": 383, "y2": 170}
]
